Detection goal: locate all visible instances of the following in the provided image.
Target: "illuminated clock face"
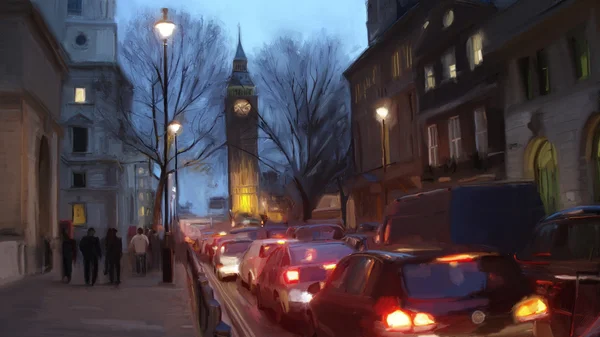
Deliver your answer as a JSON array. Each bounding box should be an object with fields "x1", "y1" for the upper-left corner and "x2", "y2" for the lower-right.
[{"x1": 234, "y1": 99, "x2": 252, "y2": 116}]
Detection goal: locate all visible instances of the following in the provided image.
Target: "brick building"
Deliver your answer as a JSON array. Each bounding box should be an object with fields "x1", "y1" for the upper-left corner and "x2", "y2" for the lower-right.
[{"x1": 344, "y1": 0, "x2": 424, "y2": 225}]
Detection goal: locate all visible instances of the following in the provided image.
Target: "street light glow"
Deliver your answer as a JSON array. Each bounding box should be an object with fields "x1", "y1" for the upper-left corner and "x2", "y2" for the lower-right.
[
  {"x1": 155, "y1": 8, "x2": 176, "y2": 39},
  {"x1": 168, "y1": 120, "x2": 182, "y2": 135},
  {"x1": 376, "y1": 107, "x2": 389, "y2": 120}
]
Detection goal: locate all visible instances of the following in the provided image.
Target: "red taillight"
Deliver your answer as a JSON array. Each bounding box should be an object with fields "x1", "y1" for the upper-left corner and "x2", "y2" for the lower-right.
[
  {"x1": 323, "y1": 263, "x2": 336, "y2": 270},
  {"x1": 284, "y1": 269, "x2": 299, "y2": 284},
  {"x1": 216, "y1": 263, "x2": 224, "y2": 269},
  {"x1": 384, "y1": 309, "x2": 436, "y2": 332},
  {"x1": 436, "y1": 254, "x2": 476, "y2": 263}
]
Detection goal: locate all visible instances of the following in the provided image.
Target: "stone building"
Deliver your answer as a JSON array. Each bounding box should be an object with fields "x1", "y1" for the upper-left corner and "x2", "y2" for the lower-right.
[
  {"x1": 33, "y1": 0, "x2": 137, "y2": 240},
  {"x1": 0, "y1": 0, "x2": 69, "y2": 284},
  {"x1": 484, "y1": 0, "x2": 600, "y2": 214},
  {"x1": 344, "y1": 0, "x2": 424, "y2": 224},
  {"x1": 415, "y1": 0, "x2": 507, "y2": 190}
]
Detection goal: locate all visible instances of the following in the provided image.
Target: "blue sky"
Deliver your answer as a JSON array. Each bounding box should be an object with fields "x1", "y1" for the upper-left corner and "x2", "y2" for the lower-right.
[{"x1": 116, "y1": 0, "x2": 368, "y2": 215}]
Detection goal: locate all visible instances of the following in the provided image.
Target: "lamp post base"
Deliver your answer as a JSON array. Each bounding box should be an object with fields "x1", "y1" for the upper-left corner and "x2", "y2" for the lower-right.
[{"x1": 161, "y1": 246, "x2": 173, "y2": 283}]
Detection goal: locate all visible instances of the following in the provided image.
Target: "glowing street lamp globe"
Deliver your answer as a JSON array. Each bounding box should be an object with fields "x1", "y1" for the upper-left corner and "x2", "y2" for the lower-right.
[
  {"x1": 168, "y1": 120, "x2": 182, "y2": 135},
  {"x1": 376, "y1": 107, "x2": 389, "y2": 120},
  {"x1": 155, "y1": 8, "x2": 176, "y2": 39}
]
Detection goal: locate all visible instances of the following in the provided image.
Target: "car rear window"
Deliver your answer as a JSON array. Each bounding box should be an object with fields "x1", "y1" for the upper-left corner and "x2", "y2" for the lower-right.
[
  {"x1": 402, "y1": 256, "x2": 526, "y2": 299},
  {"x1": 290, "y1": 244, "x2": 354, "y2": 265},
  {"x1": 267, "y1": 229, "x2": 287, "y2": 238},
  {"x1": 296, "y1": 226, "x2": 344, "y2": 241},
  {"x1": 222, "y1": 242, "x2": 251, "y2": 255}
]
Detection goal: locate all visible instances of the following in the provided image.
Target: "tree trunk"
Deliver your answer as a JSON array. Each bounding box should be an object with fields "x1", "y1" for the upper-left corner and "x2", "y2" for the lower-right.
[
  {"x1": 152, "y1": 171, "x2": 166, "y2": 229},
  {"x1": 337, "y1": 178, "x2": 349, "y2": 228},
  {"x1": 293, "y1": 177, "x2": 313, "y2": 222}
]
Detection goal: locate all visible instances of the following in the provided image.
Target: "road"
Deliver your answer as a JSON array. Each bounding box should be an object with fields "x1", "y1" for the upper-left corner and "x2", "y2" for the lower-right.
[{"x1": 200, "y1": 260, "x2": 303, "y2": 337}]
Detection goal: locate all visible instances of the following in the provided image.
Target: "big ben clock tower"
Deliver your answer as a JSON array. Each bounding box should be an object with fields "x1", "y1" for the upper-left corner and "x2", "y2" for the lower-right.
[{"x1": 225, "y1": 27, "x2": 260, "y2": 215}]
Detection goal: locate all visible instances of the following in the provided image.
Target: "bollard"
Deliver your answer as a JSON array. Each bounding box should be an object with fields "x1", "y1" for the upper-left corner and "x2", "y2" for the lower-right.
[
  {"x1": 207, "y1": 299, "x2": 222, "y2": 335},
  {"x1": 213, "y1": 321, "x2": 232, "y2": 337}
]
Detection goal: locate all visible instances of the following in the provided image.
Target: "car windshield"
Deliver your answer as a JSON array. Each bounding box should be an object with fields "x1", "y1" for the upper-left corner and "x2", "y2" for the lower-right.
[
  {"x1": 222, "y1": 242, "x2": 251, "y2": 255},
  {"x1": 290, "y1": 244, "x2": 353, "y2": 265},
  {"x1": 520, "y1": 220, "x2": 600, "y2": 261},
  {"x1": 402, "y1": 256, "x2": 526, "y2": 299}
]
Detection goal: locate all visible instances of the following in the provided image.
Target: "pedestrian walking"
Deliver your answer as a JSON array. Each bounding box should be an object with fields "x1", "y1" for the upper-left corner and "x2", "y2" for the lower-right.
[
  {"x1": 79, "y1": 227, "x2": 102, "y2": 286},
  {"x1": 129, "y1": 227, "x2": 149, "y2": 276},
  {"x1": 61, "y1": 229, "x2": 77, "y2": 283},
  {"x1": 105, "y1": 228, "x2": 123, "y2": 285}
]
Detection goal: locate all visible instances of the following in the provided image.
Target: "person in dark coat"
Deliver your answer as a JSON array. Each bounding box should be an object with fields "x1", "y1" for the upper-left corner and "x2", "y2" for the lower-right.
[
  {"x1": 61, "y1": 229, "x2": 77, "y2": 283},
  {"x1": 105, "y1": 228, "x2": 122, "y2": 285},
  {"x1": 79, "y1": 227, "x2": 102, "y2": 286}
]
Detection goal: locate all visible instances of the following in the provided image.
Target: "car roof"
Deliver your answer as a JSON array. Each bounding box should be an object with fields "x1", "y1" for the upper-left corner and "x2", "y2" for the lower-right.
[
  {"x1": 254, "y1": 238, "x2": 299, "y2": 245},
  {"x1": 297, "y1": 224, "x2": 343, "y2": 229},
  {"x1": 220, "y1": 238, "x2": 253, "y2": 244},
  {"x1": 364, "y1": 243, "x2": 499, "y2": 262},
  {"x1": 286, "y1": 240, "x2": 349, "y2": 249},
  {"x1": 541, "y1": 205, "x2": 600, "y2": 222},
  {"x1": 230, "y1": 227, "x2": 260, "y2": 233}
]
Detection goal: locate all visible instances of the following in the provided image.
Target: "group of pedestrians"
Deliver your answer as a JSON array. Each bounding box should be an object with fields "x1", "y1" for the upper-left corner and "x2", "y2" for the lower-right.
[{"x1": 60, "y1": 226, "x2": 161, "y2": 286}]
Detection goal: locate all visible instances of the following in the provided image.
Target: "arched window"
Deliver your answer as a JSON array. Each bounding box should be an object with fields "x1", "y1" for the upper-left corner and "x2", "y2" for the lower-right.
[{"x1": 535, "y1": 141, "x2": 560, "y2": 214}]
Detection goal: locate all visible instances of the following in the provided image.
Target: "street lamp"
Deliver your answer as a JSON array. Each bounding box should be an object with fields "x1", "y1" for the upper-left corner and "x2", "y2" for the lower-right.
[
  {"x1": 168, "y1": 120, "x2": 182, "y2": 228},
  {"x1": 376, "y1": 106, "x2": 389, "y2": 214},
  {"x1": 155, "y1": 7, "x2": 176, "y2": 284}
]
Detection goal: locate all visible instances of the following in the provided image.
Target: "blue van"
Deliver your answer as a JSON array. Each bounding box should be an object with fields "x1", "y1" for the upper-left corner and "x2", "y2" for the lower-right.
[{"x1": 380, "y1": 182, "x2": 545, "y2": 255}]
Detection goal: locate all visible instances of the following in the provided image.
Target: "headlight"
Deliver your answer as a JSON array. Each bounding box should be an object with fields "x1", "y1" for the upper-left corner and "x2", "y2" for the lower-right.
[
  {"x1": 289, "y1": 289, "x2": 313, "y2": 303},
  {"x1": 514, "y1": 296, "x2": 549, "y2": 322}
]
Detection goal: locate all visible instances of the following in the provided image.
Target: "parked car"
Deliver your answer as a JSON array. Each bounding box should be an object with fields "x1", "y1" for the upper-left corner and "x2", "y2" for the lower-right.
[
  {"x1": 205, "y1": 232, "x2": 231, "y2": 262},
  {"x1": 256, "y1": 225, "x2": 288, "y2": 239},
  {"x1": 294, "y1": 224, "x2": 345, "y2": 241},
  {"x1": 515, "y1": 206, "x2": 600, "y2": 337},
  {"x1": 342, "y1": 232, "x2": 377, "y2": 251},
  {"x1": 238, "y1": 238, "x2": 298, "y2": 292},
  {"x1": 214, "y1": 238, "x2": 253, "y2": 281},
  {"x1": 380, "y1": 182, "x2": 545, "y2": 254},
  {"x1": 306, "y1": 244, "x2": 551, "y2": 337},
  {"x1": 356, "y1": 222, "x2": 379, "y2": 233},
  {"x1": 256, "y1": 241, "x2": 354, "y2": 323}
]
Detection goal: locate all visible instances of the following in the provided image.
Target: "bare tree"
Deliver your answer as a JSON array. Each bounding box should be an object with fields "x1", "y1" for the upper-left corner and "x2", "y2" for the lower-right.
[
  {"x1": 97, "y1": 9, "x2": 229, "y2": 226},
  {"x1": 250, "y1": 33, "x2": 352, "y2": 221}
]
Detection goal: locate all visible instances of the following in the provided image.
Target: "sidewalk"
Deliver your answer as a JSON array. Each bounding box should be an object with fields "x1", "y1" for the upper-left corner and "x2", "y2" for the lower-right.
[{"x1": 0, "y1": 257, "x2": 196, "y2": 337}]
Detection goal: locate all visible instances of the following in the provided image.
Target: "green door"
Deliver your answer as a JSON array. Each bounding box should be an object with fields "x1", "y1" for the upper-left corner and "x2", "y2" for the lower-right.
[{"x1": 535, "y1": 141, "x2": 559, "y2": 215}]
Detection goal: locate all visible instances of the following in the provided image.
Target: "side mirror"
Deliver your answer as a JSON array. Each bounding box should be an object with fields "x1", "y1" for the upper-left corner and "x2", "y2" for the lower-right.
[{"x1": 307, "y1": 282, "x2": 321, "y2": 295}]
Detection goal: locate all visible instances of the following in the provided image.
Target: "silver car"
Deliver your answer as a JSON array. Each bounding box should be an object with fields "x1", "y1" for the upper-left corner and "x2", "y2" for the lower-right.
[
  {"x1": 214, "y1": 239, "x2": 252, "y2": 281},
  {"x1": 255, "y1": 241, "x2": 354, "y2": 323}
]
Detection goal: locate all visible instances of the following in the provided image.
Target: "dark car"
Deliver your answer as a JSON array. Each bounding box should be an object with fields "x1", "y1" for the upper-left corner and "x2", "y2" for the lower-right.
[
  {"x1": 256, "y1": 225, "x2": 288, "y2": 239},
  {"x1": 306, "y1": 244, "x2": 551, "y2": 337},
  {"x1": 342, "y1": 232, "x2": 377, "y2": 251},
  {"x1": 294, "y1": 224, "x2": 345, "y2": 241},
  {"x1": 515, "y1": 206, "x2": 600, "y2": 337}
]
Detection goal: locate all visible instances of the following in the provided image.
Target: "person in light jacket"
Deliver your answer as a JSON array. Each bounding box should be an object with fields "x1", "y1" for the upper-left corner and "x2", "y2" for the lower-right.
[{"x1": 129, "y1": 227, "x2": 149, "y2": 275}]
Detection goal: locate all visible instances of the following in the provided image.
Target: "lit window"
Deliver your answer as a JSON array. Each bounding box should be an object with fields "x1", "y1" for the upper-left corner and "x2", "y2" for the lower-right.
[
  {"x1": 427, "y1": 125, "x2": 439, "y2": 166},
  {"x1": 536, "y1": 49, "x2": 550, "y2": 95},
  {"x1": 443, "y1": 10, "x2": 454, "y2": 28},
  {"x1": 74, "y1": 87, "x2": 86, "y2": 103},
  {"x1": 442, "y1": 49, "x2": 457, "y2": 80},
  {"x1": 448, "y1": 116, "x2": 462, "y2": 159},
  {"x1": 424, "y1": 65, "x2": 435, "y2": 91},
  {"x1": 138, "y1": 192, "x2": 144, "y2": 201},
  {"x1": 138, "y1": 206, "x2": 145, "y2": 217},
  {"x1": 72, "y1": 203, "x2": 86, "y2": 225},
  {"x1": 569, "y1": 30, "x2": 591, "y2": 80},
  {"x1": 466, "y1": 33, "x2": 484, "y2": 70},
  {"x1": 392, "y1": 51, "x2": 401, "y2": 78},
  {"x1": 404, "y1": 44, "x2": 413, "y2": 69},
  {"x1": 423, "y1": 21, "x2": 429, "y2": 29},
  {"x1": 474, "y1": 108, "x2": 488, "y2": 154}
]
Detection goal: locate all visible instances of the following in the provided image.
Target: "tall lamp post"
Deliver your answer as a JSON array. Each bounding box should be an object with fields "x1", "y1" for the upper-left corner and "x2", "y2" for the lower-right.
[
  {"x1": 168, "y1": 120, "x2": 182, "y2": 223},
  {"x1": 376, "y1": 106, "x2": 389, "y2": 209},
  {"x1": 155, "y1": 8, "x2": 176, "y2": 284}
]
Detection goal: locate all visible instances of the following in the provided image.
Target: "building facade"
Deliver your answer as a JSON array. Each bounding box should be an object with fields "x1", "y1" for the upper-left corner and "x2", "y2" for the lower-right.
[
  {"x1": 485, "y1": 0, "x2": 600, "y2": 214},
  {"x1": 34, "y1": 0, "x2": 137, "y2": 241},
  {"x1": 415, "y1": 0, "x2": 507, "y2": 191},
  {"x1": 345, "y1": 0, "x2": 424, "y2": 224},
  {"x1": 0, "y1": 0, "x2": 69, "y2": 284},
  {"x1": 225, "y1": 31, "x2": 260, "y2": 216}
]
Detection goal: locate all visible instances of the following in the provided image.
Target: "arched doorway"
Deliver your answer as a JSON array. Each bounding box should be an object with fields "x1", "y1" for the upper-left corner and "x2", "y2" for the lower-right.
[
  {"x1": 38, "y1": 136, "x2": 52, "y2": 272},
  {"x1": 534, "y1": 140, "x2": 560, "y2": 215}
]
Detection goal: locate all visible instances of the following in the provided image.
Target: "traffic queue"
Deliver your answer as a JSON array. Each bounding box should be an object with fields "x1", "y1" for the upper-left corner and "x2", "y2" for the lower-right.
[{"x1": 185, "y1": 182, "x2": 600, "y2": 337}]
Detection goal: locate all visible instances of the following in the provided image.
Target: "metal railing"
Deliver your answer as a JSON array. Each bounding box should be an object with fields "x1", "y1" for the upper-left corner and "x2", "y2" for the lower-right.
[{"x1": 184, "y1": 241, "x2": 232, "y2": 337}]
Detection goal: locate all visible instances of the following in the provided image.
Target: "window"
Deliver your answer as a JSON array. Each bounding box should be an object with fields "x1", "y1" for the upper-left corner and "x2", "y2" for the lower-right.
[
  {"x1": 474, "y1": 108, "x2": 488, "y2": 154},
  {"x1": 138, "y1": 192, "x2": 144, "y2": 201},
  {"x1": 67, "y1": 0, "x2": 82, "y2": 15},
  {"x1": 345, "y1": 257, "x2": 376, "y2": 295},
  {"x1": 448, "y1": 116, "x2": 462, "y2": 159},
  {"x1": 536, "y1": 49, "x2": 550, "y2": 95},
  {"x1": 138, "y1": 206, "x2": 145, "y2": 217},
  {"x1": 74, "y1": 87, "x2": 86, "y2": 103},
  {"x1": 72, "y1": 203, "x2": 86, "y2": 225},
  {"x1": 372, "y1": 66, "x2": 377, "y2": 84},
  {"x1": 569, "y1": 30, "x2": 591, "y2": 80},
  {"x1": 427, "y1": 125, "x2": 439, "y2": 166},
  {"x1": 403, "y1": 44, "x2": 413, "y2": 69},
  {"x1": 443, "y1": 10, "x2": 454, "y2": 28},
  {"x1": 71, "y1": 127, "x2": 88, "y2": 153},
  {"x1": 328, "y1": 259, "x2": 352, "y2": 290},
  {"x1": 441, "y1": 49, "x2": 457, "y2": 80},
  {"x1": 424, "y1": 65, "x2": 435, "y2": 91},
  {"x1": 354, "y1": 83, "x2": 361, "y2": 103},
  {"x1": 466, "y1": 33, "x2": 484, "y2": 70},
  {"x1": 392, "y1": 51, "x2": 401, "y2": 78},
  {"x1": 518, "y1": 57, "x2": 533, "y2": 100},
  {"x1": 520, "y1": 220, "x2": 600, "y2": 261},
  {"x1": 72, "y1": 172, "x2": 86, "y2": 188}
]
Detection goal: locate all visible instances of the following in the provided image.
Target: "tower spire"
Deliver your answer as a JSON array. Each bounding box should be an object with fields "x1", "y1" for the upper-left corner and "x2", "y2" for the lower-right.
[{"x1": 234, "y1": 23, "x2": 247, "y2": 61}]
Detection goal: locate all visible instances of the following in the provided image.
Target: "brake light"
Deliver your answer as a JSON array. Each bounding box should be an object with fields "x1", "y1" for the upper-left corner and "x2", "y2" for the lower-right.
[
  {"x1": 413, "y1": 312, "x2": 435, "y2": 327},
  {"x1": 216, "y1": 263, "x2": 224, "y2": 269},
  {"x1": 277, "y1": 240, "x2": 286, "y2": 244},
  {"x1": 436, "y1": 254, "x2": 476, "y2": 263},
  {"x1": 386, "y1": 310, "x2": 411, "y2": 331},
  {"x1": 514, "y1": 296, "x2": 549, "y2": 322},
  {"x1": 284, "y1": 269, "x2": 299, "y2": 284},
  {"x1": 323, "y1": 263, "x2": 336, "y2": 270}
]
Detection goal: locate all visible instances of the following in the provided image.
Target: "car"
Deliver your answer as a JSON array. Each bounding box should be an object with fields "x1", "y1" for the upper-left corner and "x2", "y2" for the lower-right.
[
  {"x1": 294, "y1": 224, "x2": 345, "y2": 241},
  {"x1": 238, "y1": 238, "x2": 298, "y2": 292},
  {"x1": 306, "y1": 244, "x2": 551, "y2": 337},
  {"x1": 515, "y1": 206, "x2": 600, "y2": 337},
  {"x1": 205, "y1": 232, "x2": 231, "y2": 262},
  {"x1": 255, "y1": 241, "x2": 355, "y2": 324},
  {"x1": 342, "y1": 232, "x2": 377, "y2": 251},
  {"x1": 257, "y1": 225, "x2": 288, "y2": 239},
  {"x1": 213, "y1": 238, "x2": 253, "y2": 281},
  {"x1": 230, "y1": 227, "x2": 261, "y2": 240},
  {"x1": 356, "y1": 222, "x2": 380, "y2": 233}
]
